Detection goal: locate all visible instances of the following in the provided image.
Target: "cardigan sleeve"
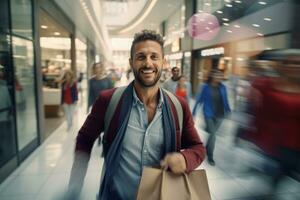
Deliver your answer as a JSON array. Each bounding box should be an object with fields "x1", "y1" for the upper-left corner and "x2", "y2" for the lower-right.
[
  {"x1": 75, "y1": 89, "x2": 115, "y2": 154},
  {"x1": 179, "y1": 98, "x2": 206, "y2": 172}
]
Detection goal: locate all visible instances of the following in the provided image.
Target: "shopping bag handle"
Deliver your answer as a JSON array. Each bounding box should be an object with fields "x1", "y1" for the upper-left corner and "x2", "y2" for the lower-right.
[{"x1": 160, "y1": 170, "x2": 192, "y2": 200}]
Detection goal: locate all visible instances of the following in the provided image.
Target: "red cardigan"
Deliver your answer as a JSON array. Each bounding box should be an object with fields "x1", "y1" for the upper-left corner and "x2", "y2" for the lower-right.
[{"x1": 75, "y1": 88, "x2": 206, "y2": 172}]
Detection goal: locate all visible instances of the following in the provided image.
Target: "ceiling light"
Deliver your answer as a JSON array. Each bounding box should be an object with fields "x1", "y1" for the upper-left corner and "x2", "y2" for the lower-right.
[
  {"x1": 54, "y1": 32, "x2": 60, "y2": 36},
  {"x1": 223, "y1": 23, "x2": 229, "y2": 26},
  {"x1": 225, "y1": 0, "x2": 231, "y2": 2},
  {"x1": 234, "y1": 25, "x2": 240, "y2": 28},
  {"x1": 258, "y1": 1, "x2": 267, "y2": 5},
  {"x1": 222, "y1": 18, "x2": 229, "y2": 21},
  {"x1": 257, "y1": 33, "x2": 264, "y2": 36},
  {"x1": 41, "y1": 25, "x2": 48, "y2": 29},
  {"x1": 237, "y1": 57, "x2": 244, "y2": 61},
  {"x1": 225, "y1": 4, "x2": 233, "y2": 7},
  {"x1": 235, "y1": 0, "x2": 242, "y2": 3},
  {"x1": 252, "y1": 24, "x2": 260, "y2": 27},
  {"x1": 208, "y1": 22, "x2": 213, "y2": 25},
  {"x1": 227, "y1": 30, "x2": 233, "y2": 33},
  {"x1": 198, "y1": 10, "x2": 203, "y2": 13},
  {"x1": 264, "y1": 17, "x2": 272, "y2": 21},
  {"x1": 217, "y1": 10, "x2": 223, "y2": 14},
  {"x1": 205, "y1": 3, "x2": 211, "y2": 6}
]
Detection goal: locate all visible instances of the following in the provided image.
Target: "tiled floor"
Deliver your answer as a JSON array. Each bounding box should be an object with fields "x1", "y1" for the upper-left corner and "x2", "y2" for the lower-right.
[{"x1": 0, "y1": 84, "x2": 299, "y2": 200}]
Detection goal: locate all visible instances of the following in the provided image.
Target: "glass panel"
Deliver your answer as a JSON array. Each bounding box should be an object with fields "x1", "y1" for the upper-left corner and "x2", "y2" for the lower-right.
[
  {"x1": 0, "y1": 33, "x2": 17, "y2": 166},
  {"x1": 10, "y1": 0, "x2": 33, "y2": 39},
  {"x1": 0, "y1": 0, "x2": 10, "y2": 33},
  {"x1": 12, "y1": 36, "x2": 37, "y2": 150}
]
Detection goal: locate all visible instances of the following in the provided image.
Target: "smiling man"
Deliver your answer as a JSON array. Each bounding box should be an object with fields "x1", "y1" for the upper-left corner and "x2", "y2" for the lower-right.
[{"x1": 69, "y1": 30, "x2": 205, "y2": 200}]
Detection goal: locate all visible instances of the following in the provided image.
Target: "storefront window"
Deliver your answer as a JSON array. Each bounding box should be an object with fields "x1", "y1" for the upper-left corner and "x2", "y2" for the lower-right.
[
  {"x1": 10, "y1": 0, "x2": 33, "y2": 39},
  {"x1": 0, "y1": 33, "x2": 17, "y2": 166},
  {"x1": 12, "y1": 36, "x2": 38, "y2": 150},
  {"x1": 165, "y1": 0, "x2": 184, "y2": 46}
]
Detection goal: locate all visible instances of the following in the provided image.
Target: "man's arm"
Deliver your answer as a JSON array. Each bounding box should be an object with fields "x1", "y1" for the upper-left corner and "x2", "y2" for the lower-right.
[
  {"x1": 66, "y1": 90, "x2": 112, "y2": 199},
  {"x1": 76, "y1": 89, "x2": 112, "y2": 154},
  {"x1": 192, "y1": 85, "x2": 204, "y2": 116},
  {"x1": 161, "y1": 98, "x2": 206, "y2": 174}
]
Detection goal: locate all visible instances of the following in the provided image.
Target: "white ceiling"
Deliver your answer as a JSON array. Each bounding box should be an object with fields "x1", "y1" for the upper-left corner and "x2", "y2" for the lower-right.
[{"x1": 105, "y1": 0, "x2": 184, "y2": 37}]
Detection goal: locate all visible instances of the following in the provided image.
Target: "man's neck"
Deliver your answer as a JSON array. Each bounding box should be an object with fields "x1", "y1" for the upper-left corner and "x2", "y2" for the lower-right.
[
  {"x1": 133, "y1": 81, "x2": 159, "y2": 106},
  {"x1": 95, "y1": 74, "x2": 106, "y2": 79},
  {"x1": 171, "y1": 77, "x2": 179, "y2": 81}
]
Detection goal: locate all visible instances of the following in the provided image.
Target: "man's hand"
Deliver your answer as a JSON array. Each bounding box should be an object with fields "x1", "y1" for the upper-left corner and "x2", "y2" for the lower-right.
[{"x1": 160, "y1": 153, "x2": 187, "y2": 174}]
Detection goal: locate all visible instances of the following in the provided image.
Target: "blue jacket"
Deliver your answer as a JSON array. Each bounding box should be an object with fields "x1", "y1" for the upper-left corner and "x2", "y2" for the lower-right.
[{"x1": 192, "y1": 83, "x2": 231, "y2": 118}]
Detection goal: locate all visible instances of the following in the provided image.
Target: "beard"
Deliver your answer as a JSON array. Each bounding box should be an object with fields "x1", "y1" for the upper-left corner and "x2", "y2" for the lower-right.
[{"x1": 133, "y1": 66, "x2": 162, "y2": 88}]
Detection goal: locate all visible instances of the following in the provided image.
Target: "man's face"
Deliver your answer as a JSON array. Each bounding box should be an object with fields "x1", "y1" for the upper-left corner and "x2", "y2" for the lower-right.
[
  {"x1": 130, "y1": 40, "x2": 164, "y2": 88},
  {"x1": 94, "y1": 64, "x2": 105, "y2": 76},
  {"x1": 212, "y1": 72, "x2": 224, "y2": 83},
  {"x1": 172, "y1": 68, "x2": 180, "y2": 80}
]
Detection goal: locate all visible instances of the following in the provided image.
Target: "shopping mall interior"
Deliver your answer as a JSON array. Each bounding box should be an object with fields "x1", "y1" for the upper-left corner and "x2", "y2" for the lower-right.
[{"x1": 0, "y1": 0, "x2": 299, "y2": 199}]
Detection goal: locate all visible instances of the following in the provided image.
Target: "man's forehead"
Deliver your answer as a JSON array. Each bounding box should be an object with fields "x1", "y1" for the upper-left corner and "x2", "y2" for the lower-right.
[{"x1": 133, "y1": 40, "x2": 163, "y2": 54}]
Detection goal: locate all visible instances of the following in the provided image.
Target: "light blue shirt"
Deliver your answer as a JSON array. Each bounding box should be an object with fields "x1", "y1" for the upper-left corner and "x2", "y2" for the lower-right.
[{"x1": 112, "y1": 88, "x2": 165, "y2": 199}]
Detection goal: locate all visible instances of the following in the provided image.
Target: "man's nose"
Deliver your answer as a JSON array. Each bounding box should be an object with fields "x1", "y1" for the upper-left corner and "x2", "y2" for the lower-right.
[{"x1": 144, "y1": 57, "x2": 153, "y2": 67}]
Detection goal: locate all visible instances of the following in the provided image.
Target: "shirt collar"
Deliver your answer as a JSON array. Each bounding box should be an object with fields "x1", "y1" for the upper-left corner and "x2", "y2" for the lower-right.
[{"x1": 132, "y1": 87, "x2": 164, "y2": 108}]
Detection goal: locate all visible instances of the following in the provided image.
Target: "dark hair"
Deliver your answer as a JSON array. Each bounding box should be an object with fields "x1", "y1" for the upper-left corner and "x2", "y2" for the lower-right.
[
  {"x1": 172, "y1": 67, "x2": 180, "y2": 72},
  {"x1": 130, "y1": 29, "x2": 164, "y2": 59}
]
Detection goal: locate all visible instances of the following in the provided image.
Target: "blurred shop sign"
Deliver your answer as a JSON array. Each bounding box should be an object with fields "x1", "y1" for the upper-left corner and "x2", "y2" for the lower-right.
[
  {"x1": 201, "y1": 47, "x2": 224, "y2": 56},
  {"x1": 166, "y1": 52, "x2": 183, "y2": 60},
  {"x1": 171, "y1": 39, "x2": 180, "y2": 52}
]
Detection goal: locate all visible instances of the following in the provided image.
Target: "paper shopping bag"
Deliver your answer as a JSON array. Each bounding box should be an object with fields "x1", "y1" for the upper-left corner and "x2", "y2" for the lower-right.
[{"x1": 136, "y1": 167, "x2": 211, "y2": 200}]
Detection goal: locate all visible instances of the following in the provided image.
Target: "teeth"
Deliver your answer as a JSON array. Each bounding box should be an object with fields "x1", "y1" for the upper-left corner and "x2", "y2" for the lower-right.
[{"x1": 142, "y1": 69, "x2": 154, "y2": 74}]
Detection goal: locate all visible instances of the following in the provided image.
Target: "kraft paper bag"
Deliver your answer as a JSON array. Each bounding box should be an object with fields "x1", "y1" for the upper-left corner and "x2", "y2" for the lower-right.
[{"x1": 136, "y1": 167, "x2": 212, "y2": 200}]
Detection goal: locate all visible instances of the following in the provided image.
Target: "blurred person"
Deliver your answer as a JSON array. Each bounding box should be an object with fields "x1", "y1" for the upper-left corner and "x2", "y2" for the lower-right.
[
  {"x1": 163, "y1": 66, "x2": 180, "y2": 93},
  {"x1": 175, "y1": 75, "x2": 192, "y2": 103},
  {"x1": 192, "y1": 69, "x2": 231, "y2": 166},
  {"x1": 67, "y1": 30, "x2": 205, "y2": 200},
  {"x1": 88, "y1": 62, "x2": 114, "y2": 110},
  {"x1": 60, "y1": 70, "x2": 78, "y2": 131},
  {"x1": 241, "y1": 51, "x2": 300, "y2": 193},
  {"x1": 108, "y1": 68, "x2": 121, "y2": 86}
]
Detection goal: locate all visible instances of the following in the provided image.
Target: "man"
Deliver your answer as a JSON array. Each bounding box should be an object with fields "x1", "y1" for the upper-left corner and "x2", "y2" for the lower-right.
[
  {"x1": 163, "y1": 66, "x2": 180, "y2": 93},
  {"x1": 163, "y1": 67, "x2": 193, "y2": 106},
  {"x1": 193, "y1": 69, "x2": 231, "y2": 166},
  {"x1": 88, "y1": 62, "x2": 114, "y2": 110},
  {"x1": 68, "y1": 30, "x2": 205, "y2": 200}
]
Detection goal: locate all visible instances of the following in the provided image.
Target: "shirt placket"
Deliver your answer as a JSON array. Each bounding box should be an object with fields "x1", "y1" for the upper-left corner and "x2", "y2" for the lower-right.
[{"x1": 141, "y1": 105, "x2": 162, "y2": 167}]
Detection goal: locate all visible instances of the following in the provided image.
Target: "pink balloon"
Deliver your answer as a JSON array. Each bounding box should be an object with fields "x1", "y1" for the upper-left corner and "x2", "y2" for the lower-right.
[{"x1": 188, "y1": 13, "x2": 220, "y2": 41}]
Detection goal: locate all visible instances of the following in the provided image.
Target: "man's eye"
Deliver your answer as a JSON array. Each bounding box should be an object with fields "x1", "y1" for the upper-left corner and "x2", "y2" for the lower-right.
[{"x1": 136, "y1": 56, "x2": 145, "y2": 60}]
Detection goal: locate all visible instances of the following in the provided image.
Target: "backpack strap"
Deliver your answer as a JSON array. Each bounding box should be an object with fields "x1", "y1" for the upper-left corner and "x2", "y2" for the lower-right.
[
  {"x1": 162, "y1": 88, "x2": 183, "y2": 135},
  {"x1": 102, "y1": 86, "x2": 126, "y2": 158},
  {"x1": 104, "y1": 86, "x2": 126, "y2": 133}
]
